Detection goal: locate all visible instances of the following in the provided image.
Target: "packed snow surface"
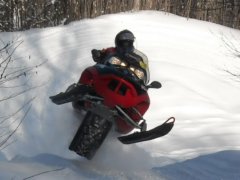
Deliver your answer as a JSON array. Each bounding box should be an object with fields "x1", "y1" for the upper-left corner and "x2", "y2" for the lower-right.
[{"x1": 0, "y1": 11, "x2": 240, "y2": 180}]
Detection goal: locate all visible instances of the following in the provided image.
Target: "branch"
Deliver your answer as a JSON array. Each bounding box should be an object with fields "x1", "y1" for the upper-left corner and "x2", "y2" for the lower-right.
[
  {"x1": 0, "y1": 97, "x2": 35, "y2": 125},
  {"x1": 23, "y1": 168, "x2": 65, "y2": 180},
  {"x1": 219, "y1": 30, "x2": 240, "y2": 59},
  {"x1": 0, "y1": 43, "x2": 9, "y2": 52},
  {"x1": 0, "y1": 59, "x2": 47, "y2": 86},
  {"x1": 2, "y1": 59, "x2": 47, "y2": 79},
  {"x1": 0, "y1": 81, "x2": 30, "y2": 89},
  {"x1": 0, "y1": 38, "x2": 23, "y2": 66},
  {"x1": 0, "y1": 139, "x2": 17, "y2": 151},
  {"x1": 223, "y1": 69, "x2": 240, "y2": 83},
  {"x1": 0, "y1": 101, "x2": 32, "y2": 147},
  {"x1": 0, "y1": 86, "x2": 40, "y2": 103},
  {"x1": 0, "y1": 40, "x2": 23, "y2": 79},
  {"x1": 223, "y1": 69, "x2": 240, "y2": 77}
]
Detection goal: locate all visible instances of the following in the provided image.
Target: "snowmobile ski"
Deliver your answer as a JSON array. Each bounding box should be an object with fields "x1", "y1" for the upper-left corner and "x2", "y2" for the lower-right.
[
  {"x1": 49, "y1": 84, "x2": 91, "y2": 105},
  {"x1": 118, "y1": 117, "x2": 175, "y2": 144}
]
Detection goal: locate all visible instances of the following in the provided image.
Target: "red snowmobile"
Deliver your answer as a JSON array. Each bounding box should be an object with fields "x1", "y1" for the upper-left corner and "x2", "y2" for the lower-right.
[{"x1": 50, "y1": 52, "x2": 175, "y2": 160}]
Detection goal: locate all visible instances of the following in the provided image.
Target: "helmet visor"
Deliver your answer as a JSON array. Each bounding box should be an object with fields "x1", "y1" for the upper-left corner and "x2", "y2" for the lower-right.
[{"x1": 118, "y1": 40, "x2": 133, "y2": 49}]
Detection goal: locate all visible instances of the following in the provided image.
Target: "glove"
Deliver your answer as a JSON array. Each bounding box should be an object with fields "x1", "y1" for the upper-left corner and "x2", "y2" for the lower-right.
[{"x1": 91, "y1": 49, "x2": 102, "y2": 63}]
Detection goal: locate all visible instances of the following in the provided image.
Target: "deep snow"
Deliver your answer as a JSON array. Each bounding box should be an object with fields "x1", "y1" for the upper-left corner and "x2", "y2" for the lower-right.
[{"x1": 0, "y1": 11, "x2": 240, "y2": 180}]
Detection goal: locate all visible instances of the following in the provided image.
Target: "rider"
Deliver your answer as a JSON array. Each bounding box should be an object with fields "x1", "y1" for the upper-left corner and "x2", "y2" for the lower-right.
[{"x1": 91, "y1": 29, "x2": 150, "y2": 86}]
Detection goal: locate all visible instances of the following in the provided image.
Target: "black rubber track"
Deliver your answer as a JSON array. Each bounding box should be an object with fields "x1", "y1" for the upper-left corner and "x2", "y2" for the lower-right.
[{"x1": 69, "y1": 111, "x2": 112, "y2": 160}]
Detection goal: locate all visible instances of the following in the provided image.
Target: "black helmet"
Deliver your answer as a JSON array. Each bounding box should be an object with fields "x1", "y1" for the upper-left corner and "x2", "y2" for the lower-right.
[{"x1": 115, "y1": 30, "x2": 135, "y2": 53}]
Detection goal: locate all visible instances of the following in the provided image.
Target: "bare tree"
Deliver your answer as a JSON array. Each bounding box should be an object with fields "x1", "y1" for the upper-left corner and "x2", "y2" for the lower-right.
[
  {"x1": 0, "y1": 37, "x2": 46, "y2": 149},
  {"x1": 219, "y1": 31, "x2": 240, "y2": 81},
  {"x1": 222, "y1": 32, "x2": 240, "y2": 58}
]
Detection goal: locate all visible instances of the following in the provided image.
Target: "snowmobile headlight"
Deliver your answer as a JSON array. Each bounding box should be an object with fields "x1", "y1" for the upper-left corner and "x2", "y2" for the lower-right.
[
  {"x1": 120, "y1": 61, "x2": 127, "y2": 67},
  {"x1": 109, "y1": 57, "x2": 127, "y2": 67},
  {"x1": 134, "y1": 68, "x2": 144, "y2": 80},
  {"x1": 129, "y1": 66, "x2": 144, "y2": 80}
]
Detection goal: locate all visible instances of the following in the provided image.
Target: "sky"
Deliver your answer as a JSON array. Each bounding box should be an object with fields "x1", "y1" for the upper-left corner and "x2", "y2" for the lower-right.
[{"x1": 0, "y1": 10, "x2": 240, "y2": 180}]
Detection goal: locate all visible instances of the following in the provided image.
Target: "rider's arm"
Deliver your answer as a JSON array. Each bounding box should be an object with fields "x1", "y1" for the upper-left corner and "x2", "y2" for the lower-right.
[
  {"x1": 91, "y1": 47, "x2": 116, "y2": 64},
  {"x1": 91, "y1": 49, "x2": 103, "y2": 63}
]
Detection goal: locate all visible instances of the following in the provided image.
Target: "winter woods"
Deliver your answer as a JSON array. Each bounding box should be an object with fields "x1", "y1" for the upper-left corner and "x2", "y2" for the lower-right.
[{"x1": 0, "y1": 0, "x2": 239, "y2": 32}]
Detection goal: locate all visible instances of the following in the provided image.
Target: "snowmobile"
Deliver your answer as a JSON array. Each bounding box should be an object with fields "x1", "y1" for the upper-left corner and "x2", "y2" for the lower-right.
[{"x1": 49, "y1": 52, "x2": 175, "y2": 160}]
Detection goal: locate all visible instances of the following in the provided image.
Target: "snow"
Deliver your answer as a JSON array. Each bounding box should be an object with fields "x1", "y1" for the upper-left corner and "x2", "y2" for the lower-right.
[{"x1": 1, "y1": 10, "x2": 240, "y2": 179}]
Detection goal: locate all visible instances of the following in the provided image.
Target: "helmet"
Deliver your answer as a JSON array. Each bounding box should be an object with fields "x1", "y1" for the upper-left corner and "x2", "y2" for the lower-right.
[{"x1": 115, "y1": 30, "x2": 135, "y2": 53}]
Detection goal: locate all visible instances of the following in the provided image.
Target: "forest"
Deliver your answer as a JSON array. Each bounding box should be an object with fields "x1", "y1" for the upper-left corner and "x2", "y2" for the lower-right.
[{"x1": 0, "y1": 0, "x2": 239, "y2": 32}]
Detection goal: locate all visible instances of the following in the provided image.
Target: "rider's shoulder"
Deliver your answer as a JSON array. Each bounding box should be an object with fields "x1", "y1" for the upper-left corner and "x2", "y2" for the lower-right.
[{"x1": 102, "y1": 47, "x2": 116, "y2": 54}]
